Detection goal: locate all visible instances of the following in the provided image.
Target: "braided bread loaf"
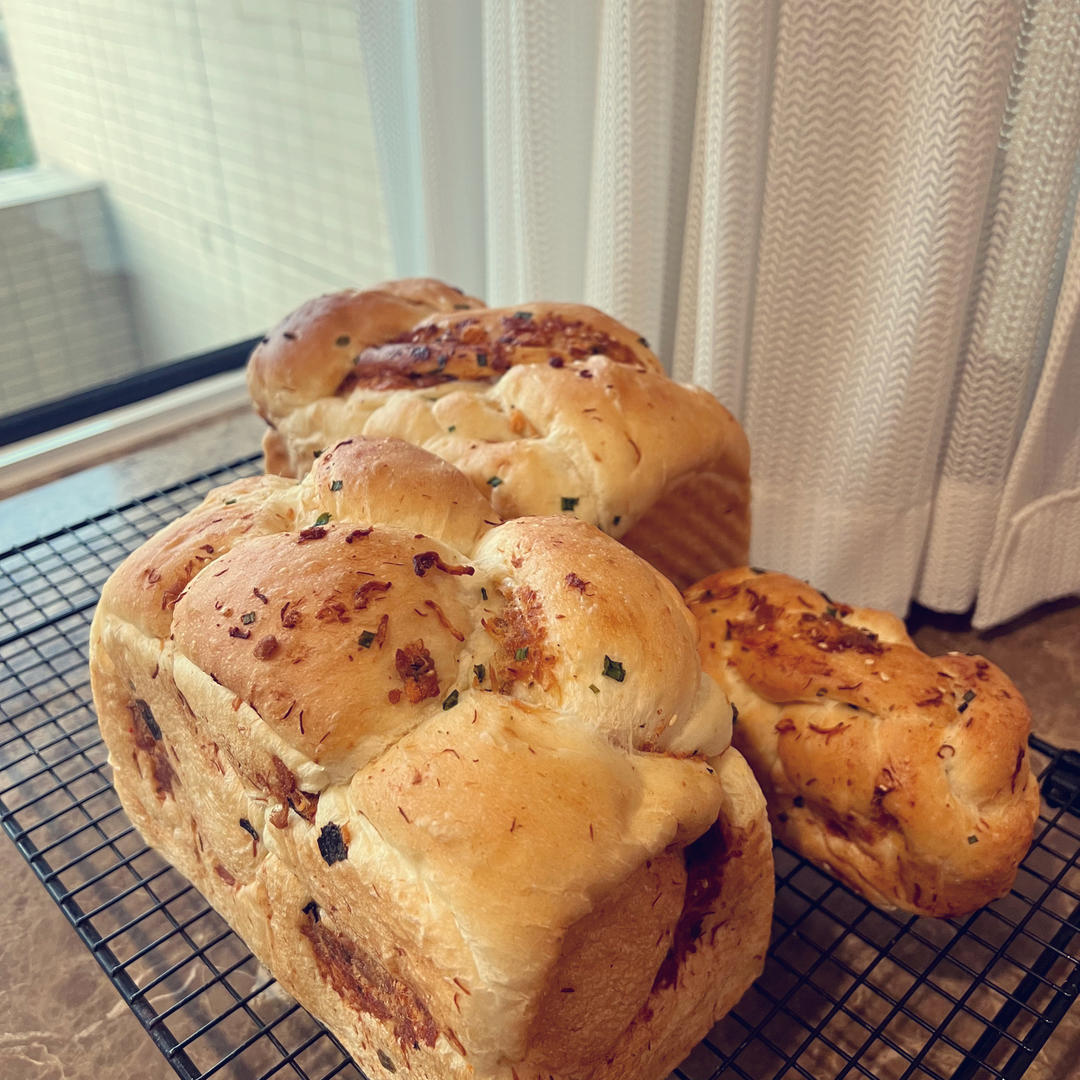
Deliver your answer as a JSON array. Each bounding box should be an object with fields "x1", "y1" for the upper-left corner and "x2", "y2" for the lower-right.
[
  {"x1": 246, "y1": 279, "x2": 749, "y2": 590},
  {"x1": 685, "y1": 568, "x2": 1039, "y2": 917},
  {"x1": 90, "y1": 437, "x2": 773, "y2": 1080}
]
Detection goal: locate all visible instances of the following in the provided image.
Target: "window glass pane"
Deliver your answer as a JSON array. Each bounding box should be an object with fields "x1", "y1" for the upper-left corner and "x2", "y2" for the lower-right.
[{"x1": 0, "y1": 2, "x2": 393, "y2": 436}]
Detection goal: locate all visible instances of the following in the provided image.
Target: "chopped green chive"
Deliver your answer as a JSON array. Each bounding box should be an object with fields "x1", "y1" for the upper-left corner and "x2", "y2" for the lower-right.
[
  {"x1": 330, "y1": 480, "x2": 343, "y2": 492},
  {"x1": 313, "y1": 512, "x2": 331, "y2": 526},
  {"x1": 750, "y1": 566, "x2": 767, "y2": 574},
  {"x1": 637, "y1": 335, "x2": 649, "y2": 348},
  {"x1": 335, "y1": 334, "x2": 350, "y2": 347},
  {"x1": 442, "y1": 689, "x2": 459, "y2": 711},
  {"x1": 480, "y1": 587, "x2": 488, "y2": 601},
  {"x1": 476, "y1": 352, "x2": 488, "y2": 367},
  {"x1": 967, "y1": 834, "x2": 978, "y2": 844},
  {"x1": 224, "y1": 498, "x2": 237, "y2": 506},
  {"x1": 473, "y1": 664, "x2": 485, "y2": 683},
  {"x1": 515, "y1": 647, "x2": 529, "y2": 661},
  {"x1": 448, "y1": 425, "x2": 456, "y2": 432},
  {"x1": 358, "y1": 631, "x2": 375, "y2": 648},
  {"x1": 513, "y1": 310, "x2": 533, "y2": 320},
  {"x1": 957, "y1": 688, "x2": 976, "y2": 714},
  {"x1": 241, "y1": 612, "x2": 256, "y2": 625},
  {"x1": 561, "y1": 496, "x2": 579, "y2": 512},
  {"x1": 487, "y1": 476, "x2": 503, "y2": 488},
  {"x1": 588, "y1": 683, "x2": 600, "y2": 694},
  {"x1": 313, "y1": 449, "x2": 322, "y2": 458},
  {"x1": 602, "y1": 656, "x2": 625, "y2": 682},
  {"x1": 825, "y1": 606, "x2": 838, "y2": 618}
]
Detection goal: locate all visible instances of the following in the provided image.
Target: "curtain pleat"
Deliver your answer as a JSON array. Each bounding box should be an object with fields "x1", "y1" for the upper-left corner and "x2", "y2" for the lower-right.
[
  {"x1": 414, "y1": 1, "x2": 487, "y2": 297},
  {"x1": 584, "y1": 0, "x2": 704, "y2": 359},
  {"x1": 741, "y1": 0, "x2": 1021, "y2": 614},
  {"x1": 356, "y1": 0, "x2": 1080, "y2": 625},
  {"x1": 481, "y1": 0, "x2": 599, "y2": 304},
  {"x1": 975, "y1": 191, "x2": 1080, "y2": 627},
  {"x1": 919, "y1": 0, "x2": 1080, "y2": 619},
  {"x1": 672, "y1": 0, "x2": 778, "y2": 411}
]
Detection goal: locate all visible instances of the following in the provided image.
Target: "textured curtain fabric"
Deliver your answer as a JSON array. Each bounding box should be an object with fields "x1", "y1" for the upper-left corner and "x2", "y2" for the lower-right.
[{"x1": 356, "y1": 0, "x2": 1080, "y2": 628}]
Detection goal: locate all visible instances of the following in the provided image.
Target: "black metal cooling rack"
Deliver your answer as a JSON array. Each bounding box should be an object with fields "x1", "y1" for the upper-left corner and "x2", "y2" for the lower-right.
[{"x1": 1, "y1": 455, "x2": 1078, "y2": 1080}]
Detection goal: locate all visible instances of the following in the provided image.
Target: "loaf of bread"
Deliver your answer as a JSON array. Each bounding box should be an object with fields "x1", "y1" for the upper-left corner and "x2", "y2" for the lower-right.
[
  {"x1": 685, "y1": 568, "x2": 1040, "y2": 917},
  {"x1": 246, "y1": 278, "x2": 750, "y2": 590},
  {"x1": 90, "y1": 437, "x2": 774, "y2": 1080}
]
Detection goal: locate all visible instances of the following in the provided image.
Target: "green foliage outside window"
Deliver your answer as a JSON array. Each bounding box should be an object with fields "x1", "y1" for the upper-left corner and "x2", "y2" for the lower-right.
[
  {"x1": 0, "y1": 83, "x2": 34, "y2": 171},
  {"x1": 0, "y1": 19, "x2": 34, "y2": 172}
]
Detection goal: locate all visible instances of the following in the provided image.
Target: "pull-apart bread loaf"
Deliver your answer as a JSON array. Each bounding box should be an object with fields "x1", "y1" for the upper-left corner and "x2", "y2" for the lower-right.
[
  {"x1": 90, "y1": 437, "x2": 774, "y2": 1080},
  {"x1": 246, "y1": 278, "x2": 750, "y2": 589},
  {"x1": 685, "y1": 568, "x2": 1040, "y2": 918}
]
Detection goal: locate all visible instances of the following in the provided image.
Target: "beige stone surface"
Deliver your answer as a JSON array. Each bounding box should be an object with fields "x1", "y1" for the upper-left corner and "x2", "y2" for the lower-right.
[{"x1": 0, "y1": 846, "x2": 173, "y2": 1080}]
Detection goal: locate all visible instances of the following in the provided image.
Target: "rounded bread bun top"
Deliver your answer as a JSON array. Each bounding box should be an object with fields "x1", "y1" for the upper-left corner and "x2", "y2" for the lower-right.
[
  {"x1": 685, "y1": 567, "x2": 1040, "y2": 916},
  {"x1": 105, "y1": 436, "x2": 732, "y2": 773},
  {"x1": 245, "y1": 280, "x2": 748, "y2": 550},
  {"x1": 247, "y1": 278, "x2": 659, "y2": 418}
]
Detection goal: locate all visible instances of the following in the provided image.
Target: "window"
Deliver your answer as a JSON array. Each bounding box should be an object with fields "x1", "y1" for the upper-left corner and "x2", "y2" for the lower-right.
[{"x1": 0, "y1": 2, "x2": 392, "y2": 444}]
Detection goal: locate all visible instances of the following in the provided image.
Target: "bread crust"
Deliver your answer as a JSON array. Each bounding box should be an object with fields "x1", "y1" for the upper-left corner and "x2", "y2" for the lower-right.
[
  {"x1": 246, "y1": 281, "x2": 750, "y2": 589},
  {"x1": 91, "y1": 437, "x2": 773, "y2": 1080},
  {"x1": 685, "y1": 568, "x2": 1040, "y2": 917}
]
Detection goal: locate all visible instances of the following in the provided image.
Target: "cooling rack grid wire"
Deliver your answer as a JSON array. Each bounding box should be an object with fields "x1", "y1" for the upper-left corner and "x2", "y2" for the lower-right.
[{"x1": 0, "y1": 454, "x2": 1078, "y2": 1080}]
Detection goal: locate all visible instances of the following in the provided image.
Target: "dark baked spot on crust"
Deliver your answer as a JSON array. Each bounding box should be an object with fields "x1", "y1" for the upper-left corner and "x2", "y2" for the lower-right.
[
  {"x1": 132, "y1": 698, "x2": 161, "y2": 740},
  {"x1": 263, "y1": 755, "x2": 319, "y2": 828},
  {"x1": 300, "y1": 909, "x2": 437, "y2": 1051},
  {"x1": 354, "y1": 581, "x2": 393, "y2": 609},
  {"x1": 412, "y1": 551, "x2": 474, "y2": 578},
  {"x1": 214, "y1": 863, "x2": 237, "y2": 886},
  {"x1": 394, "y1": 641, "x2": 440, "y2": 703},
  {"x1": 318, "y1": 822, "x2": 349, "y2": 865},
  {"x1": 130, "y1": 699, "x2": 176, "y2": 800},
  {"x1": 334, "y1": 312, "x2": 645, "y2": 395},
  {"x1": 483, "y1": 587, "x2": 556, "y2": 693},
  {"x1": 239, "y1": 818, "x2": 259, "y2": 855},
  {"x1": 654, "y1": 820, "x2": 732, "y2": 989},
  {"x1": 253, "y1": 635, "x2": 279, "y2": 660}
]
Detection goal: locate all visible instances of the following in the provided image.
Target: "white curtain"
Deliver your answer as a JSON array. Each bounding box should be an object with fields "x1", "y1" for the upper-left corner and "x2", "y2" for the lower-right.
[{"x1": 355, "y1": 0, "x2": 1080, "y2": 629}]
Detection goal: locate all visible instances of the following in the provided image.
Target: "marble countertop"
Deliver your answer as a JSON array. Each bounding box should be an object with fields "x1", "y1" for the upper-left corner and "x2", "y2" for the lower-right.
[
  {"x1": 0, "y1": 411, "x2": 265, "y2": 1080},
  {"x1": 1, "y1": 412, "x2": 1077, "y2": 1080}
]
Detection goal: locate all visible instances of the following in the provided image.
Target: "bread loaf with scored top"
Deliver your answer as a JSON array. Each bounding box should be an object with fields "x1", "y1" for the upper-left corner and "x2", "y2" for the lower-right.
[
  {"x1": 685, "y1": 567, "x2": 1039, "y2": 917},
  {"x1": 246, "y1": 278, "x2": 750, "y2": 590},
  {"x1": 90, "y1": 436, "x2": 774, "y2": 1080}
]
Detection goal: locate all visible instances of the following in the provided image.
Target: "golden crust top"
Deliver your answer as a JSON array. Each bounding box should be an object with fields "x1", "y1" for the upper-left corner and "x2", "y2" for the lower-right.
[
  {"x1": 92, "y1": 437, "x2": 752, "y2": 1072},
  {"x1": 244, "y1": 280, "x2": 750, "y2": 591},
  {"x1": 686, "y1": 567, "x2": 1040, "y2": 917},
  {"x1": 247, "y1": 282, "x2": 657, "y2": 417}
]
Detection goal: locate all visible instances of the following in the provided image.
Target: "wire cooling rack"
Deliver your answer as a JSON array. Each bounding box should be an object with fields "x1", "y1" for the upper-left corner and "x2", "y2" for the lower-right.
[{"x1": 1, "y1": 456, "x2": 1078, "y2": 1080}]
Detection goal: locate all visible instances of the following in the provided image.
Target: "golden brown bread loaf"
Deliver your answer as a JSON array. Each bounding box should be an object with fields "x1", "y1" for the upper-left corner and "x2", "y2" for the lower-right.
[
  {"x1": 89, "y1": 437, "x2": 774, "y2": 1080},
  {"x1": 685, "y1": 567, "x2": 1040, "y2": 918},
  {"x1": 246, "y1": 278, "x2": 750, "y2": 590}
]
